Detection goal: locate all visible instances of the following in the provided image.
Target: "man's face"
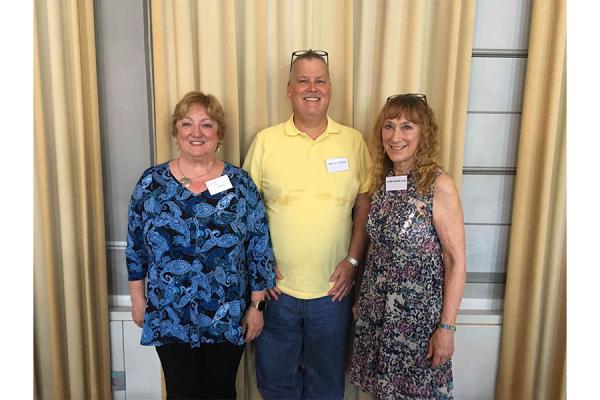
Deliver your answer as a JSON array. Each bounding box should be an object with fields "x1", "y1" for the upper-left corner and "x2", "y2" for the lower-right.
[{"x1": 287, "y1": 58, "x2": 332, "y2": 120}]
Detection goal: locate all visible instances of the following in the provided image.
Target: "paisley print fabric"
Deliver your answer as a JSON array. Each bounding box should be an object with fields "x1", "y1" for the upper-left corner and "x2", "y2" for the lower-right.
[
  {"x1": 350, "y1": 168, "x2": 453, "y2": 399},
  {"x1": 126, "y1": 162, "x2": 275, "y2": 347}
]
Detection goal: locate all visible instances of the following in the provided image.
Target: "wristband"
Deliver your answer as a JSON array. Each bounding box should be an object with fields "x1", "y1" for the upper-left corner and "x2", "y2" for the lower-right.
[{"x1": 437, "y1": 323, "x2": 456, "y2": 331}]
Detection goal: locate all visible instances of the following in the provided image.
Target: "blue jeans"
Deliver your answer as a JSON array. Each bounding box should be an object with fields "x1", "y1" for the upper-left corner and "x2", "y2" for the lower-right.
[{"x1": 255, "y1": 293, "x2": 352, "y2": 400}]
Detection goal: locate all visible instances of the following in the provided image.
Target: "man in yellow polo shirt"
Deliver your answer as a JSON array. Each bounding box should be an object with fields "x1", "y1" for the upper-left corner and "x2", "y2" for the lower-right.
[{"x1": 243, "y1": 49, "x2": 371, "y2": 400}]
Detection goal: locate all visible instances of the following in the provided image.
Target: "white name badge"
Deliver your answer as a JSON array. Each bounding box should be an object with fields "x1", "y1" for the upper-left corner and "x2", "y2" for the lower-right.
[
  {"x1": 325, "y1": 157, "x2": 350, "y2": 173},
  {"x1": 386, "y1": 175, "x2": 408, "y2": 191},
  {"x1": 205, "y1": 175, "x2": 233, "y2": 195}
]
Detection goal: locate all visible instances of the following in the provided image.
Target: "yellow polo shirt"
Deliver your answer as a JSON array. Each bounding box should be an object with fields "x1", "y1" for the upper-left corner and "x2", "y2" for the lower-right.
[{"x1": 243, "y1": 115, "x2": 371, "y2": 299}]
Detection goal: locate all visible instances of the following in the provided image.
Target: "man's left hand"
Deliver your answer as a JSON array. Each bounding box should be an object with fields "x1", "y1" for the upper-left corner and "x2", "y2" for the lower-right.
[{"x1": 327, "y1": 259, "x2": 355, "y2": 302}]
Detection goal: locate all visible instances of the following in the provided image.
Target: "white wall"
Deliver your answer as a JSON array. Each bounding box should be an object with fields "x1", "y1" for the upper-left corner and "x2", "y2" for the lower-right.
[
  {"x1": 95, "y1": 0, "x2": 153, "y2": 296},
  {"x1": 462, "y1": 0, "x2": 532, "y2": 309}
]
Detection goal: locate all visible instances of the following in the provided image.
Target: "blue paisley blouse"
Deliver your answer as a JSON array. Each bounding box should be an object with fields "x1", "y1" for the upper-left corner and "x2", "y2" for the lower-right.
[{"x1": 126, "y1": 162, "x2": 276, "y2": 347}]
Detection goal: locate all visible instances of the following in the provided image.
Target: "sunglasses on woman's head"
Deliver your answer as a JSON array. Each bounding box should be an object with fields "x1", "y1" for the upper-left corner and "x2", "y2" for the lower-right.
[{"x1": 386, "y1": 93, "x2": 428, "y2": 106}]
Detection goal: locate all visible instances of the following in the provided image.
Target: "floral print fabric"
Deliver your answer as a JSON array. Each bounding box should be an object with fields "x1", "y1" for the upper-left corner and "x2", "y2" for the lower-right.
[
  {"x1": 126, "y1": 162, "x2": 275, "y2": 347},
  {"x1": 350, "y1": 168, "x2": 453, "y2": 399}
]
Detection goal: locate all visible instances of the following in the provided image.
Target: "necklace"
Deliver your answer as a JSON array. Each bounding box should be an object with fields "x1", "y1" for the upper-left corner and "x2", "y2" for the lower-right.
[{"x1": 177, "y1": 158, "x2": 217, "y2": 188}]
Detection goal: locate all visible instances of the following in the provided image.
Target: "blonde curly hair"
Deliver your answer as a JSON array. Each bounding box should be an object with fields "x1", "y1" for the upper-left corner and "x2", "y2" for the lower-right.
[{"x1": 368, "y1": 95, "x2": 440, "y2": 195}]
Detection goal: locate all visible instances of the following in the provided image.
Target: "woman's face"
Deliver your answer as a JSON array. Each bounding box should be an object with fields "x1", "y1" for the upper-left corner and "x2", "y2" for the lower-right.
[
  {"x1": 381, "y1": 114, "x2": 421, "y2": 168},
  {"x1": 175, "y1": 104, "x2": 220, "y2": 160}
]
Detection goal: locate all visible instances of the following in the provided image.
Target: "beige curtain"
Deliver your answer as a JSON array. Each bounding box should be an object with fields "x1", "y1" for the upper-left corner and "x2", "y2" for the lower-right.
[
  {"x1": 34, "y1": 0, "x2": 111, "y2": 398},
  {"x1": 495, "y1": 0, "x2": 566, "y2": 399},
  {"x1": 352, "y1": 0, "x2": 475, "y2": 185},
  {"x1": 150, "y1": 1, "x2": 475, "y2": 398},
  {"x1": 151, "y1": 0, "x2": 474, "y2": 185}
]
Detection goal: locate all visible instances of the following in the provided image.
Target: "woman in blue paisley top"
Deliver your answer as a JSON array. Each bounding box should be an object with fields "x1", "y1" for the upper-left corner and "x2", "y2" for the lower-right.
[
  {"x1": 350, "y1": 94, "x2": 466, "y2": 399},
  {"x1": 126, "y1": 91, "x2": 275, "y2": 400}
]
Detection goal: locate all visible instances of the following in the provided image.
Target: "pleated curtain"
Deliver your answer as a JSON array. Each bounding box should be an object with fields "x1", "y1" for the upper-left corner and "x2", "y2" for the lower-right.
[
  {"x1": 34, "y1": 0, "x2": 111, "y2": 398},
  {"x1": 150, "y1": 1, "x2": 475, "y2": 398},
  {"x1": 495, "y1": 0, "x2": 566, "y2": 399},
  {"x1": 151, "y1": 0, "x2": 474, "y2": 186}
]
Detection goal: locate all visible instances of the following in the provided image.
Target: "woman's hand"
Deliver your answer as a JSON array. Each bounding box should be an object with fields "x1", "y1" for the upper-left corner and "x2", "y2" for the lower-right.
[
  {"x1": 129, "y1": 280, "x2": 146, "y2": 328},
  {"x1": 352, "y1": 299, "x2": 360, "y2": 320},
  {"x1": 242, "y1": 308, "x2": 264, "y2": 342},
  {"x1": 265, "y1": 266, "x2": 284, "y2": 301},
  {"x1": 426, "y1": 327, "x2": 455, "y2": 368},
  {"x1": 131, "y1": 296, "x2": 146, "y2": 328}
]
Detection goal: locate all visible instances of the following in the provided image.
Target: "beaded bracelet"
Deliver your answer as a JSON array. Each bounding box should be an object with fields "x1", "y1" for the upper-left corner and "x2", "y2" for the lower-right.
[{"x1": 437, "y1": 323, "x2": 457, "y2": 331}]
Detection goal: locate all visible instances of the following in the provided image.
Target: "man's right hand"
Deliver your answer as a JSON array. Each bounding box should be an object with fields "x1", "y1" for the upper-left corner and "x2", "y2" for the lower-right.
[{"x1": 265, "y1": 266, "x2": 284, "y2": 301}]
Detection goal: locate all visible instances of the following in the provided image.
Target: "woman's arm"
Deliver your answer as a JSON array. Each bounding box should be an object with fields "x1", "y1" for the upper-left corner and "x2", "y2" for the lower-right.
[
  {"x1": 129, "y1": 280, "x2": 146, "y2": 327},
  {"x1": 242, "y1": 174, "x2": 276, "y2": 340},
  {"x1": 126, "y1": 174, "x2": 150, "y2": 328},
  {"x1": 428, "y1": 173, "x2": 466, "y2": 367},
  {"x1": 242, "y1": 290, "x2": 267, "y2": 342}
]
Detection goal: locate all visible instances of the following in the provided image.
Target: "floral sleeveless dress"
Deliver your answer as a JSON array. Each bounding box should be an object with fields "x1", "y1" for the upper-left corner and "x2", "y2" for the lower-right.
[{"x1": 350, "y1": 169, "x2": 453, "y2": 399}]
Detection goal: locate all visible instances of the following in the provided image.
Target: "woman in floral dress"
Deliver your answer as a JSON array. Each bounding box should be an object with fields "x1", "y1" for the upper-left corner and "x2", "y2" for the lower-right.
[{"x1": 350, "y1": 94, "x2": 466, "y2": 399}]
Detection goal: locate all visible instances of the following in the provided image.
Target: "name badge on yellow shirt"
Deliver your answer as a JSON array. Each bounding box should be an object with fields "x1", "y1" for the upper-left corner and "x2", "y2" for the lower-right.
[
  {"x1": 386, "y1": 176, "x2": 407, "y2": 191},
  {"x1": 325, "y1": 157, "x2": 350, "y2": 173},
  {"x1": 206, "y1": 175, "x2": 233, "y2": 195}
]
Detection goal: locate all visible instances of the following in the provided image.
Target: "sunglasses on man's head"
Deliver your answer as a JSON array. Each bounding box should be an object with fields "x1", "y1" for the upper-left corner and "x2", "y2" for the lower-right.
[
  {"x1": 386, "y1": 93, "x2": 428, "y2": 106},
  {"x1": 290, "y1": 49, "x2": 329, "y2": 71}
]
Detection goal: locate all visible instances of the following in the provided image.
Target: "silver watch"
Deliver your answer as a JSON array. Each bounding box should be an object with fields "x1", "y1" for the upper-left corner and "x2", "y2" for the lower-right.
[{"x1": 345, "y1": 255, "x2": 360, "y2": 268}]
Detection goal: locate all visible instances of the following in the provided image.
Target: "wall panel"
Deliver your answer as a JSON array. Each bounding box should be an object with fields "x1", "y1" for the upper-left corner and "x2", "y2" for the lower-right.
[
  {"x1": 464, "y1": 113, "x2": 521, "y2": 169},
  {"x1": 461, "y1": 175, "x2": 515, "y2": 225},
  {"x1": 465, "y1": 224, "x2": 510, "y2": 274},
  {"x1": 473, "y1": 0, "x2": 532, "y2": 50},
  {"x1": 468, "y1": 58, "x2": 527, "y2": 112},
  {"x1": 95, "y1": 0, "x2": 152, "y2": 242}
]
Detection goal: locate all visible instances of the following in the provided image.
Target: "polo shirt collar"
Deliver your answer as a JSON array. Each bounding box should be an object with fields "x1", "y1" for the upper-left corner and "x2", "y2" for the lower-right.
[{"x1": 284, "y1": 114, "x2": 341, "y2": 137}]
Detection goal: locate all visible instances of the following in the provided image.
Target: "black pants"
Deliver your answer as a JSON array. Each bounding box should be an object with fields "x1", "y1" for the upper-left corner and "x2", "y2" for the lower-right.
[{"x1": 155, "y1": 342, "x2": 245, "y2": 400}]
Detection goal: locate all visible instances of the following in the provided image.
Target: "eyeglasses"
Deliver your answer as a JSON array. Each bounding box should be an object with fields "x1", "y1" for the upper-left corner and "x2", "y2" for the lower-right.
[
  {"x1": 386, "y1": 93, "x2": 428, "y2": 106},
  {"x1": 290, "y1": 49, "x2": 329, "y2": 71}
]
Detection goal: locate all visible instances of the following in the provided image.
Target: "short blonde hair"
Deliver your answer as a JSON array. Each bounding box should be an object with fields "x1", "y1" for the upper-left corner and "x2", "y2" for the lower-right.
[
  {"x1": 289, "y1": 49, "x2": 330, "y2": 81},
  {"x1": 171, "y1": 91, "x2": 226, "y2": 140},
  {"x1": 368, "y1": 95, "x2": 440, "y2": 195}
]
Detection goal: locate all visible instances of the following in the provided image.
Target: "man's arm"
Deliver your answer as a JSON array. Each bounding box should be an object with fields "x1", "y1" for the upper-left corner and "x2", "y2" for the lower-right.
[{"x1": 327, "y1": 192, "x2": 371, "y2": 301}]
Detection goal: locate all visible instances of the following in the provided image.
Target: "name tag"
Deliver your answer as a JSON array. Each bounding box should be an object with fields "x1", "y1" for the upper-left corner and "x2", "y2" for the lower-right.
[
  {"x1": 386, "y1": 175, "x2": 407, "y2": 191},
  {"x1": 325, "y1": 157, "x2": 350, "y2": 173},
  {"x1": 205, "y1": 175, "x2": 233, "y2": 195}
]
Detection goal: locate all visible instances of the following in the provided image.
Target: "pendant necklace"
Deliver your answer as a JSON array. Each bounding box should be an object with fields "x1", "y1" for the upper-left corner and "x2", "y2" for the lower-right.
[{"x1": 177, "y1": 158, "x2": 216, "y2": 188}]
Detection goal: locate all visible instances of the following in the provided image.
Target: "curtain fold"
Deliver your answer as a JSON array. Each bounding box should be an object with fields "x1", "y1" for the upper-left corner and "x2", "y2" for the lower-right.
[
  {"x1": 495, "y1": 0, "x2": 566, "y2": 399},
  {"x1": 352, "y1": 0, "x2": 475, "y2": 185},
  {"x1": 151, "y1": 0, "x2": 473, "y2": 185},
  {"x1": 34, "y1": 0, "x2": 111, "y2": 398},
  {"x1": 150, "y1": 1, "x2": 475, "y2": 398}
]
